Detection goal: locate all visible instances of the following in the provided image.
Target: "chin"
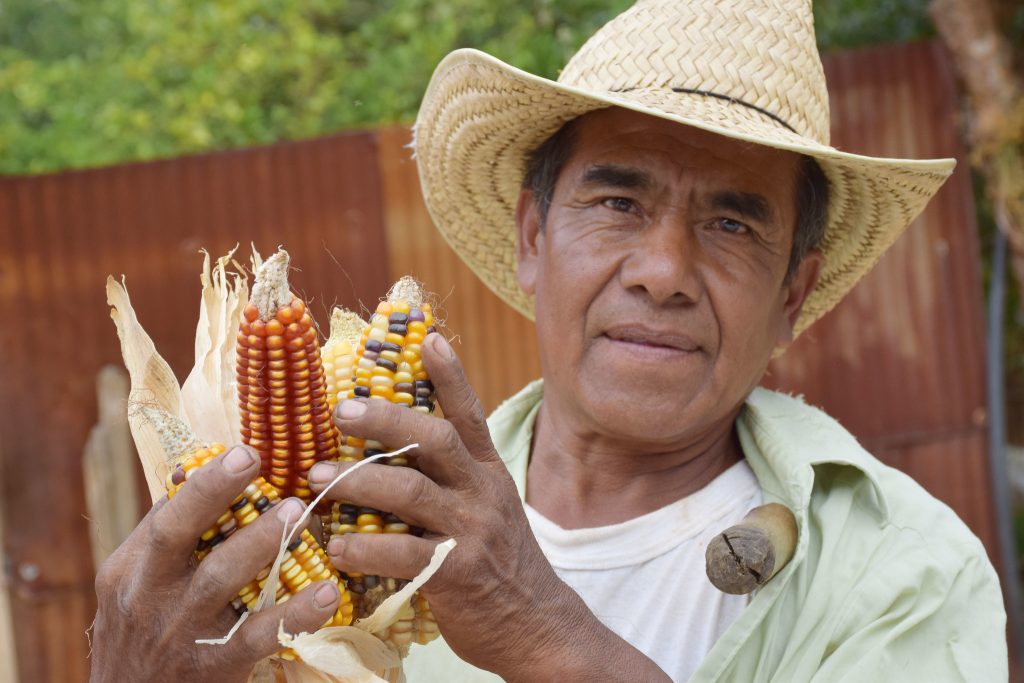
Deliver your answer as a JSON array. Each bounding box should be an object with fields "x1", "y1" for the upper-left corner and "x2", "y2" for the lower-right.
[{"x1": 576, "y1": 372, "x2": 712, "y2": 444}]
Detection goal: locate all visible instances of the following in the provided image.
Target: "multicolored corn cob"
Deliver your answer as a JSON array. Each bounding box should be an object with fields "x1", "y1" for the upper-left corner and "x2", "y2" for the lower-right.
[
  {"x1": 322, "y1": 278, "x2": 442, "y2": 652},
  {"x1": 166, "y1": 442, "x2": 355, "y2": 658},
  {"x1": 237, "y1": 250, "x2": 340, "y2": 503}
]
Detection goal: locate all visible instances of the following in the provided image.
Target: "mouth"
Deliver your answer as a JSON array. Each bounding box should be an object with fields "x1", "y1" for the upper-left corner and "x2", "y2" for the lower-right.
[{"x1": 601, "y1": 325, "x2": 701, "y2": 354}]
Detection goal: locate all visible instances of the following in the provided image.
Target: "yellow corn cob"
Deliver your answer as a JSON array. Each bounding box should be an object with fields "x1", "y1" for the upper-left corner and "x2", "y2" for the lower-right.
[
  {"x1": 237, "y1": 250, "x2": 340, "y2": 503},
  {"x1": 323, "y1": 278, "x2": 442, "y2": 653},
  {"x1": 322, "y1": 307, "x2": 365, "y2": 413},
  {"x1": 167, "y1": 443, "x2": 355, "y2": 659}
]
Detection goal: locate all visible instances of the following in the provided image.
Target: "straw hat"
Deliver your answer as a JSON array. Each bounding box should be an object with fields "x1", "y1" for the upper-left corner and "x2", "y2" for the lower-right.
[{"x1": 413, "y1": 0, "x2": 955, "y2": 337}]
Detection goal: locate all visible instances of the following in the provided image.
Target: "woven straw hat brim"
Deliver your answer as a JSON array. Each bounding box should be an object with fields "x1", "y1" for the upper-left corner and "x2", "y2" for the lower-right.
[{"x1": 414, "y1": 49, "x2": 956, "y2": 337}]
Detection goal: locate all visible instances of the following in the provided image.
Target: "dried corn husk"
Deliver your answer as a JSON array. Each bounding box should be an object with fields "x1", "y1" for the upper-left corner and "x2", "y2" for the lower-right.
[{"x1": 107, "y1": 250, "x2": 453, "y2": 683}]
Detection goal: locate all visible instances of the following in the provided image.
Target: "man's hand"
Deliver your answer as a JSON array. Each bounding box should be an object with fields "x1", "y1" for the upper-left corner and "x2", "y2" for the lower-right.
[
  {"x1": 310, "y1": 333, "x2": 670, "y2": 682},
  {"x1": 90, "y1": 445, "x2": 342, "y2": 683}
]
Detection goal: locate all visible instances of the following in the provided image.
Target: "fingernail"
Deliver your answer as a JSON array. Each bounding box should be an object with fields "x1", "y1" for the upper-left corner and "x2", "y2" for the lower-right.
[
  {"x1": 223, "y1": 447, "x2": 256, "y2": 473},
  {"x1": 338, "y1": 399, "x2": 366, "y2": 419},
  {"x1": 309, "y1": 463, "x2": 335, "y2": 485},
  {"x1": 327, "y1": 537, "x2": 344, "y2": 556},
  {"x1": 429, "y1": 332, "x2": 455, "y2": 360},
  {"x1": 314, "y1": 582, "x2": 339, "y2": 609},
  {"x1": 276, "y1": 497, "x2": 304, "y2": 523}
]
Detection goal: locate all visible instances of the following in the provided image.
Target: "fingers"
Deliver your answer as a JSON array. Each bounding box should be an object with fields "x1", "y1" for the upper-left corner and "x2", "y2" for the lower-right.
[
  {"x1": 421, "y1": 334, "x2": 500, "y2": 464},
  {"x1": 189, "y1": 497, "x2": 308, "y2": 606},
  {"x1": 308, "y1": 461, "x2": 451, "y2": 533},
  {"x1": 327, "y1": 533, "x2": 440, "y2": 581},
  {"x1": 144, "y1": 446, "x2": 261, "y2": 578},
  {"x1": 331, "y1": 395, "x2": 478, "y2": 485},
  {"x1": 225, "y1": 581, "x2": 342, "y2": 664}
]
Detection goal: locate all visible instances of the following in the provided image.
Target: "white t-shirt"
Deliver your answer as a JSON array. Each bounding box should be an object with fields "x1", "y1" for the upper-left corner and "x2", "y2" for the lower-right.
[{"x1": 523, "y1": 460, "x2": 762, "y2": 682}]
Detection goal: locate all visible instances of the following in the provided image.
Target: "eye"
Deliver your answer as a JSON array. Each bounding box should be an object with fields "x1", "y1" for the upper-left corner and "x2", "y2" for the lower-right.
[
  {"x1": 601, "y1": 197, "x2": 639, "y2": 214},
  {"x1": 714, "y1": 218, "x2": 749, "y2": 235}
]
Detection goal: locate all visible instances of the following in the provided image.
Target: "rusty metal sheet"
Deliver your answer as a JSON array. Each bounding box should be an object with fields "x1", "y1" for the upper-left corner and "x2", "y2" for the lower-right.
[{"x1": 0, "y1": 131, "x2": 391, "y2": 683}]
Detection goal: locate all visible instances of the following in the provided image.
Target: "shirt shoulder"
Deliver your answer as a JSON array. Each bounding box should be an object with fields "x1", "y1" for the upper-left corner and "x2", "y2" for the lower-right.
[{"x1": 694, "y1": 389, "x2": 1007, "y2": 682}]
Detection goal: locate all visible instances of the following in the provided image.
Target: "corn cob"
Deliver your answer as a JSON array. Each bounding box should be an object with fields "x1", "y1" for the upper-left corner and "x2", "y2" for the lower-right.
[
  {"x1": 167, "y1": 443, "x2": 354, "y2": 659},
  {"x1": 323, "y1": 278, "x2": 441, "y2": 653},
  {"x1": 321, "y1": 307, "x2": 365, "y2": 413},
  {"x1": 237, "y1": 250, "x2": 340, "y2": 503}
]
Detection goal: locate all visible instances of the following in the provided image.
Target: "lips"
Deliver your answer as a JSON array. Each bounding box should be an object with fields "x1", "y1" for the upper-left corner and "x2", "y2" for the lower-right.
[{"x1": 601, "y1": 324, "x2": 701, "y2": 352}]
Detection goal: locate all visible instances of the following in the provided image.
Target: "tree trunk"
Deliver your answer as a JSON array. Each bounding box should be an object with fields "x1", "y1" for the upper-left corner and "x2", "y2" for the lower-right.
[{"x1": 930, "y1": 0, "x2": 1024, "y2": 304}]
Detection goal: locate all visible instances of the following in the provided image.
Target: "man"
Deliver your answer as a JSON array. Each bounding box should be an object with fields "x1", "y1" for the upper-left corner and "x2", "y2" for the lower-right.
[{"x1": 91, "y1": 0, "x2": 1007, "y2": 681}]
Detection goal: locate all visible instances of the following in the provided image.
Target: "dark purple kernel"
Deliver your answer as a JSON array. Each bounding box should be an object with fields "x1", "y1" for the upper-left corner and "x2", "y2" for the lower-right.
[
  {"x1": 354, "y1": 386, "x2": 371, "y2": 398},
  {"x1": 208, "y1": 533, "x2": 226, "y2": 548},
  {"x1": 286, "y1": 537, "x2": 302, "y2": 552},
  {"x1": 364, "y1": 449, "x2": 384, "y2": 458},
  {"x1": 414, "y1": 396, "x2": 433, "y2": 408},
  {"x1": 230, "y1": 498, "x2": 248, "y2": 511},
  {"x1": 254, "y1": 496, "x2": 271, "y2": 512},
  {"x1": 376, "y1": 359, "x2": 398, "y2": 372},
  {"x1": 381, "y1": 342, "x2": 402, "y2": 353},
  {"x1": 196, "y1": 538, "x2": 212, "y2": 552},
  {"x1": 426, "y1": 326, "x2": 437, "y2": 334},
  {"x1": 388, "y1": 324, "x2": 408, "y2": 335},
  {"x1": 409, "y1": 309, "x2": 426, "y2": 322},
  {"x1": 363, "y1": 575, "x2": 379, "y2": 589},
  {"x1": 394, "y1": 382, "x2": 414, "y2": 394},
  {"x1": 414, "y1": 379, "x2": 434, "y2": 391},
  {"x1": 365, "y1": 339, "x2": 383, "y2": 353},
  {"x1": 388, "y1": 312, "x2": 409, "y2": 325}
]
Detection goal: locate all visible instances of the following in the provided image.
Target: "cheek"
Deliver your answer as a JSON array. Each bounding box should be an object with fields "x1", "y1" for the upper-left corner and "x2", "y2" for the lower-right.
[{"x1": 706, "y1": 271, "x2": 785, "y2": 376}]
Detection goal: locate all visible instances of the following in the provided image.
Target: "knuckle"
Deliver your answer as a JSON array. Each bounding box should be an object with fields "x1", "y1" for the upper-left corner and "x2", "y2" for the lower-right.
[
  {"x1": 439, "y1": 421, "x2": 463, "y2": 454},
  {"x1": 94, "y1": 557, "x2": 121, "y2": 596},
  {"x1": 148, "y1": 510, "x2": 181, "y2": 549},
  {"x1": 403, "y1": 471, "x2": 435, "y2": 512},
  {"x1": 190, "y1": 560, "x2": 234, "y2": 599}
]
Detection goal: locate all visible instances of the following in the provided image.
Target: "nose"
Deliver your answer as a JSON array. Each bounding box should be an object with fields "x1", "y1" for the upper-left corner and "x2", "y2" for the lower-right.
[{"x1": 618, "y1": 213, "x2": 701, "y2": 306}]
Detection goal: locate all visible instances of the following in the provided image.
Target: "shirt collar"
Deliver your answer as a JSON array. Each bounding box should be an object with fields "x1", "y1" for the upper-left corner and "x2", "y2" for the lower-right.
[
  {"x1": 487, "y1": 380, "x2": 890, "y2": 523},
  {"x1": 739, "y1": 387, "x2": 890, "y2": 521}
]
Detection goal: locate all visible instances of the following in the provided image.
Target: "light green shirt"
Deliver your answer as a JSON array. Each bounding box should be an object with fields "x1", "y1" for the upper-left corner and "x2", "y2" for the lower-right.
[{"x1": 406, "y1": 380, "x2": 1007, "y2": 682}]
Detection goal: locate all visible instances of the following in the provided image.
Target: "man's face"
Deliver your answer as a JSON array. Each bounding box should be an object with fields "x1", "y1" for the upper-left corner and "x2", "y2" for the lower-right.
[{"x1": 516, "y1": 107, "x2": 821, "y2": 446}]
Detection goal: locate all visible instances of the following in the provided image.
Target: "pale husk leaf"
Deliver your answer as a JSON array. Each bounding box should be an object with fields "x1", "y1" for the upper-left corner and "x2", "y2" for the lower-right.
[
  {"x1": 106, "y1": 275, "x2": 188, "y2": 503},
  {"x1": 181, "y1": 248, "x2": 248, "y2": 445}
]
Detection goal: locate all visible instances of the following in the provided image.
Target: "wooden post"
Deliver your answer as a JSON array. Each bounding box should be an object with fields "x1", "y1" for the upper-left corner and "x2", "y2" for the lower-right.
[{"x1": 0, "y1": 430, "x2": 21, "y2": 683}]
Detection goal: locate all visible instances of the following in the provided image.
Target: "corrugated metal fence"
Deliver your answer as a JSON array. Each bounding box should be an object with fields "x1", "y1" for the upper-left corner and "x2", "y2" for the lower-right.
[{"x1": 0, "y1": 41, "x2": 999, "y2": 682}]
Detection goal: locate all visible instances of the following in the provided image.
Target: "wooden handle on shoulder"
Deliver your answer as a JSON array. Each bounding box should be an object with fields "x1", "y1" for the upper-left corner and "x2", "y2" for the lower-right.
[{"x1": 705, "y1": 503, "x2": 797, "y2": 595}]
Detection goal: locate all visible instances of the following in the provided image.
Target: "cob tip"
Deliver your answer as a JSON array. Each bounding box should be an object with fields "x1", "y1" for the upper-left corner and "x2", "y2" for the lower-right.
[
  {"x1": 136, "y1": 405, "x2": 203, "y2": 466},
  {"x1": 386, "y1": 276, "x2": 424, "y2": 308},
  {"x1": 328, "y1": 307, "x2": 367, "y2": 347},
  {"x1": 251, "y1": 249, "x2": 292, "y2": 320}
]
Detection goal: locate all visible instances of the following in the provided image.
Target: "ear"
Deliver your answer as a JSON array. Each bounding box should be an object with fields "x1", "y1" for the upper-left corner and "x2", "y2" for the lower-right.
[
  {"x1": 515, "y1": 189, "x2": 544, "y2": 297},
  {"x1": 775, "y1": 249, "x2": 822, "y2": 350}
]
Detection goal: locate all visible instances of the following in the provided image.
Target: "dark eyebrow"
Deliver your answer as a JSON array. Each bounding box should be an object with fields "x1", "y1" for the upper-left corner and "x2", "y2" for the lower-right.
[
  {"x1": 708, "y1": 190, "x2": 775, "y2": 225},
  {"x1": 581, "y1": 164, "x2": 653, "y2": 191}
]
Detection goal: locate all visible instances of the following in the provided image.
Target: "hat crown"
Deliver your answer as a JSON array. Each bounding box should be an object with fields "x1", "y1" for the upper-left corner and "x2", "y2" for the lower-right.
[{"x1": 558, "y1": 0, "x2": 830, "y2": 145}]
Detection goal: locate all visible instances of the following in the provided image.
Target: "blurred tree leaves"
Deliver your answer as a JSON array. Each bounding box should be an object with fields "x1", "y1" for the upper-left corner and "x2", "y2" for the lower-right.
[{"x1": 1, "y1": 0, "x2": 934, "y2": 174}]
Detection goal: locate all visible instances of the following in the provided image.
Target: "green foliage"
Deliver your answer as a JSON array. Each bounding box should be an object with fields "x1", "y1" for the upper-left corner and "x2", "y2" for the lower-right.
[
  {"x1": 0, "y1": 0, "x2": 936, "y2": 175},
  {"x1": 814, "y1": 0, "x2": 934, "y2": 50}
]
